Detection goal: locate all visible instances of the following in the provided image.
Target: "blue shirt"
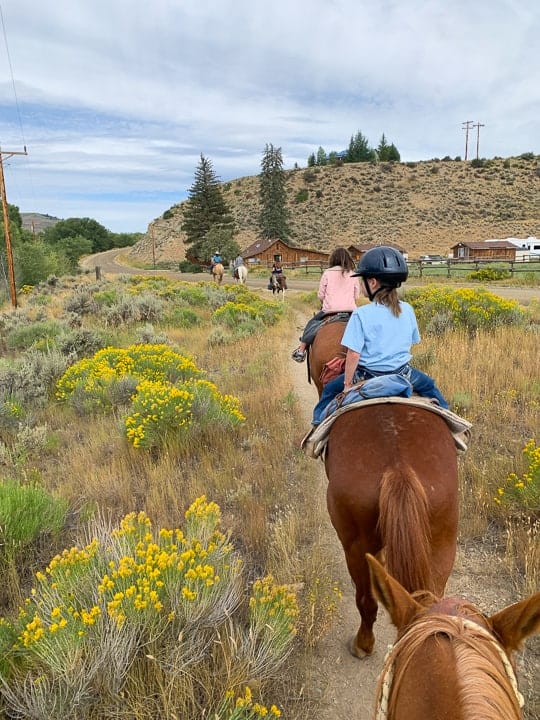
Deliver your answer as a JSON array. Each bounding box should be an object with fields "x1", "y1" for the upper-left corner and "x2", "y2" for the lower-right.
[{"x1": 341, "y1": 301, "x2": 420, "y2": 371}]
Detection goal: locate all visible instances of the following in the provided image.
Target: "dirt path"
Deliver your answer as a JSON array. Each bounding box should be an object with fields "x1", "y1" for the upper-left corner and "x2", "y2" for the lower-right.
[
  {"x1": 287, "y1": 315, "x2": 394, "y2": 719},
  {"x1": 288, "y1": 312, "x2": 539, "y2": 720}
]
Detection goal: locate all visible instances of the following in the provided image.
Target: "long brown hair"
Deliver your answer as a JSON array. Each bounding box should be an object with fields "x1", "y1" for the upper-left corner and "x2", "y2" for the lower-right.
[
  {"x1": 328, "y1": 247, "x2": 355, "y2": 274},
  {"x1": 374, "y1": 286, "x2": 402, "y2": 317}
]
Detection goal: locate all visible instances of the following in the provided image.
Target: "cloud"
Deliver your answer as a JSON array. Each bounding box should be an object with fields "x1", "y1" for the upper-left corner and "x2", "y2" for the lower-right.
[{"x1": 0, "y1": 0, "x2": 538, "y2": 231}]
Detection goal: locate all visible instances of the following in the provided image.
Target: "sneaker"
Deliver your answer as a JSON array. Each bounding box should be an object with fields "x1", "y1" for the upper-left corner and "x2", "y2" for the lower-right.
[{"x1": 291, "y1": 349, "x2": 306, "y2": 363}]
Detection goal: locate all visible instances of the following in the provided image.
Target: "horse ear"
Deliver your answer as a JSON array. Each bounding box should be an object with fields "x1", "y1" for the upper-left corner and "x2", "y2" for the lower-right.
[
  {"x1": 489, "y1": 592, "x2": 540, "y2": 653},
  {"x1": 366, "y1": 554, "x2": 422, "y2": 630}
]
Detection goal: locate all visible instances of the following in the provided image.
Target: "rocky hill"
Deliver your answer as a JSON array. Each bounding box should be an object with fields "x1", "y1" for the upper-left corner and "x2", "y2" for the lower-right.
[
  {"x1": 128, "y1": 155, "x2": 540, "y2": 263},
  {"x1": 21, "y1": 213, "x2": 61, "y2": 234}
]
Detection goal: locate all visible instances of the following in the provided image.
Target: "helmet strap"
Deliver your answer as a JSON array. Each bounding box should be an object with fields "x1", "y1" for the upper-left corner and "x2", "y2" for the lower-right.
[{"x1": 363, "y1": 277, "x2": 385, "y2": 302}]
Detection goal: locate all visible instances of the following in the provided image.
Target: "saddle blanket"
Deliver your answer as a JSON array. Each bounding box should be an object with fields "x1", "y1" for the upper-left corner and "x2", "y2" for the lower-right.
[{"x1": 302, "y1": 396, "x2": 473, "y2": 459}]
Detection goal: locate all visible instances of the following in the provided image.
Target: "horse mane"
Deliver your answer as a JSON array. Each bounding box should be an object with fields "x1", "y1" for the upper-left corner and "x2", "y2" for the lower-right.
[
  {"x1": 378, "y1": 465, "x2": 433, "y2": 592},
  {"x1": 378, "y1": 613, "x2": 523, "y2": 720}
]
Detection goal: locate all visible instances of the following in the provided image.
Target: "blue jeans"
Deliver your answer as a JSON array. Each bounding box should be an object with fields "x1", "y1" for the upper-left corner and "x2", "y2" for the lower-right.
[{"x1": 312, "y1": 366, "x2": 449, "y2": 425}]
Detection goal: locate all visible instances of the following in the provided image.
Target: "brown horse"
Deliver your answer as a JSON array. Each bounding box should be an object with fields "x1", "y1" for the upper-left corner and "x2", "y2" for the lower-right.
[
  {"x1": 307, "y1": 318, "x2": 349, "y2": 396},
  {"x1": 367, "y1": 554, "x2": 540, "y2": 720},
  {"x1": 325, "y1": 403, "x2": 459, "y2": 658},
  {"x1": 212, "y1": 262, "x2": 225, "y2": 284}
]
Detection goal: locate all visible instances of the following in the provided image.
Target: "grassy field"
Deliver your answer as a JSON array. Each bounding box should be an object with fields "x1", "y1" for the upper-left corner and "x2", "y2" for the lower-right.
[{"x1": 0, "y1": 274, "x2": 538, "y2": 718}]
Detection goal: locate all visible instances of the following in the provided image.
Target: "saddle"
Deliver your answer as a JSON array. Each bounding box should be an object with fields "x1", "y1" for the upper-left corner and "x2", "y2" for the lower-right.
[{"x1": 302, "y1": 396, "x2": 472, "y2": 459}]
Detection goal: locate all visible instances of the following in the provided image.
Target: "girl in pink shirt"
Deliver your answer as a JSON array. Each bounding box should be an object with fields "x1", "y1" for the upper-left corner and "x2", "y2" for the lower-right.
[{"x1": 292, "y1": 247, "x2": 359, "y2": 362}]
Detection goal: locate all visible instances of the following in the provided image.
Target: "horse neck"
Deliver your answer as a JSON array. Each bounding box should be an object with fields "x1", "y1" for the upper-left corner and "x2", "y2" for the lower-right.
[{"x1": 378, "y1": 615, "x2": 523, "y2": 720}]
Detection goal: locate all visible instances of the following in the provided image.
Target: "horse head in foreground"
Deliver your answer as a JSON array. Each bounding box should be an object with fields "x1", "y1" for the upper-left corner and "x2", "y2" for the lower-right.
[{"x1": 367, "y1": 554, "x2": 540, "y2": 720}]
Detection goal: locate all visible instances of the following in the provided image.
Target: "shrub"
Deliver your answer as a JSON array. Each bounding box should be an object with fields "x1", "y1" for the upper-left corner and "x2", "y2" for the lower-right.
[
  {"x1": 178, "y1": 260, "x2": 204, "y2": 273},
  {"x1": 57, "y1": 329, "x2": 108, "y2": 359},
  {"x1": 6, "y1": 321, "x2": 64, "y2": 351},
  {"x1": 63, "y1": 290, "x2": 97, "y2": 316},
  {"x1": 167, "y1": 307, "x2": 200, "y2": 328},
  {"x1": 0, "y1": 499, "x2": 296, "y2": 719},
  {"x1": 294, "y1": 188, "x2": 309, "y2": 203},
  {"x1": 404, "y1": 286, "x2": 526, "y2": 333},
  {"x1": 467, "y1": 268, "x2": 511, "y2": 282},
  {"x1": 495, "y1": 439, "x2": 540, "y2": 515},
  {"x1": 0, "y1": 480, "x2": 67, "y2": 562}
]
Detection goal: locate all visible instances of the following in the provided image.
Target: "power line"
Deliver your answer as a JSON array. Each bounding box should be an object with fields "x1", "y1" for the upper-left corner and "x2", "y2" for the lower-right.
[{"x1": 0, "y1": 3, "x2": 26, "y2": 147}]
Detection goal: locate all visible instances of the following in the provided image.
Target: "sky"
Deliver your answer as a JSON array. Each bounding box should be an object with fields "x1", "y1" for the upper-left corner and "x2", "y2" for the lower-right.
[{"x1": 0, "y1": 1, "x2": 538, "y2": 234}]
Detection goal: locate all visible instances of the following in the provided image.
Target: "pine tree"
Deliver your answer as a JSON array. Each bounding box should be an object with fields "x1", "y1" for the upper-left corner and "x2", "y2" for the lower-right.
[
  {"x1": 316, "y1": 146, "x2": 328, "y2": 166},
  {"x1": 386, "y1": 143, "x2": 401, "y2": 162},
  {"x1": 307, "y1": 152, "x2": 316, "y2": 167},
  {"x1": 181, "y1": 154, "x2": 234, "y2": 261},
  {"x1": 377, "y1": 134, "x2": 401, "y2": 162},
  {"x1": 346, "y1": 131, "x2": 373, "y2": 162},
  {"x1": 259, "y1": 144, "x2": 290, "y2": 241}
]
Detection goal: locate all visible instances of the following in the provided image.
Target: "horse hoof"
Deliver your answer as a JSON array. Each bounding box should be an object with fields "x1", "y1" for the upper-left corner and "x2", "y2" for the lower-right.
[{"x1": 348, "y1": 636, "x2": 372, "y2": 659}]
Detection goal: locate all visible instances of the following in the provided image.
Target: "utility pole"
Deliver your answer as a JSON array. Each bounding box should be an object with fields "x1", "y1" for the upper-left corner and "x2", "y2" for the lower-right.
[
  {"x1": 0, "y1": 145, "x2": 28, "y2": 308},
  {"x1": 473, "y1": 122, "x2": 485, "y2": 160},
  {"x1": 462, "y1": 121, "x2": 474, "y2": 160}
]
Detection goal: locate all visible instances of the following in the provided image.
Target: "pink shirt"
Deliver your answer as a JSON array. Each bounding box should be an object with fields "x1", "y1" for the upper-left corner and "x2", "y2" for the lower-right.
[{"x1": 318, "y1": 267, "x2": 359, "y2": 313}]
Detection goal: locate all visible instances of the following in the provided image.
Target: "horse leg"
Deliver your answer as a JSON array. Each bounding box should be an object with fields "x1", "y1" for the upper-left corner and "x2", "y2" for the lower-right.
[
  {"x1": 344, "y1": 540, "x2": 380, "y2": 657},
  {"x1": 327, "y1": 491, "x2": 380, "y2": 657}
]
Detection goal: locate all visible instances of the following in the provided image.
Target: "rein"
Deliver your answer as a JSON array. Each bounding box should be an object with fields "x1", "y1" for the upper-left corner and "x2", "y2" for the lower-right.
[{"x1": 375, "y1": 616, "x2": 524, "y2": 720}]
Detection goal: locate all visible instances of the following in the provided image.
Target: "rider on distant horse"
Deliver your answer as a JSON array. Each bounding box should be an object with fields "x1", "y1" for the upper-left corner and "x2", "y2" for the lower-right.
[
  {"x1": 210, "y1": 251, "x2": 222, "y2": 274},
  {"x1": 232, "y1": 254, "x2": 244, "y2": 279}
]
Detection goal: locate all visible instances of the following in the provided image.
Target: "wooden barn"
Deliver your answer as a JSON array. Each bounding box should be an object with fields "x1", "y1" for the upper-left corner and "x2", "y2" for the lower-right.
[
  {"x1": 347, "y1": 243, "x2": 408, "y2": 262},
  {"x1": 451, "y1": 241, "x2": 517, "y2": 261},
  {"x1": 241, "y1": 237, "x2": 329, "y2": 267}
]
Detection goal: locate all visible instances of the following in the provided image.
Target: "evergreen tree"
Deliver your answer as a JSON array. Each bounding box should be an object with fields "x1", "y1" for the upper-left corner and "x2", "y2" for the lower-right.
[
  {"x1": 181, "y1": 154, "x2": 234, "y2": 261},
  {"x1": 377, "y1": 133, "x2": 389, "y2": 160},
  {"x1": 386, "y1": 143, "x2": 401, "y2": 162},
  {"x1": 259, "y1": 144, "x2": 290, "y2": 241},
  {"x1": 307, "y1": 152, "x2": 316, "y2": 167},
  {"x1": 377, "y1": 134, "x2": 401, "y2": 162},
  {"x1": 346, "y1": 131, "x2": 374, "y2": 163},
  {"x1": 316, "y1": 146, "x2": 327, "y2": 166}
]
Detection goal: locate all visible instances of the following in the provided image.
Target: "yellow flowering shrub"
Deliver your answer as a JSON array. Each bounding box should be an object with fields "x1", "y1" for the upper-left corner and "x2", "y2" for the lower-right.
[
  {"x1": 404, "y1": 286, "x2": 526, "y2": 332},
  {"x1": 0, "y1": 497, "x2": 296, "y2": 718},
  {"x1": 495, "y1": 439, "x2": 540, "y2": 515},
  {"x1": 56, "y1": 344, "x2": 244, "y2": 448}
]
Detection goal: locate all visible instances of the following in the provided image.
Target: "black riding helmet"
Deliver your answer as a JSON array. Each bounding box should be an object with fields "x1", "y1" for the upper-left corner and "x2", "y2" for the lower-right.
[{"x1": 352, "y1": 246, "x2": 408, "y2": 286}]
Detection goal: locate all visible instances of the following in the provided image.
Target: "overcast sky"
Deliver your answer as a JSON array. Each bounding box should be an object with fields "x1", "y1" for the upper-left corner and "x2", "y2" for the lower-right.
[{"x1": 1, "y1": 1, "x2": 538, "y2": 233}]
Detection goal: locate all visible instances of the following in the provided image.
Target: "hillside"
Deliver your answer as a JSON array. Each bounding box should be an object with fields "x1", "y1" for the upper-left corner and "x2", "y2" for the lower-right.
[
  {"x1": 128, "y1": 155, "x2": 540, "y2": 263},
  {"x1": 21, "y1": 212, "x2": 61, "y2": 234}
]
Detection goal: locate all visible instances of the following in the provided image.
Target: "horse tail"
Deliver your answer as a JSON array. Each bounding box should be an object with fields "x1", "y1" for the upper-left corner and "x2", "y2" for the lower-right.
[{"x1": 378, "y1": 465, "x2": 434, "y2": 592}]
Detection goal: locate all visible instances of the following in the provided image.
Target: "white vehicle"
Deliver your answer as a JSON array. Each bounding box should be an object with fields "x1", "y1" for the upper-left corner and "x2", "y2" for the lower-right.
[{"x1": 420, "y1": 254, "x2": 446, "y2": 265}]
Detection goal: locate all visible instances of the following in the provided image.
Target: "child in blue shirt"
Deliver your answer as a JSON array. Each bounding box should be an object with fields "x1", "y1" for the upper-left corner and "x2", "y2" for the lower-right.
[{"x1": 312, "y1": 246, "x2": 448, "y2": 425}]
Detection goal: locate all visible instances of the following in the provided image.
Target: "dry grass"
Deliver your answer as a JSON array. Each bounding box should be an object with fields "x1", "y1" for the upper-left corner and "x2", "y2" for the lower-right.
[
  {"x1": 1, "y1": 278, "x2": 538, "y2": 717},
  {"x1": 414, "y1": 326, "x2": 539, "y2": 593}
]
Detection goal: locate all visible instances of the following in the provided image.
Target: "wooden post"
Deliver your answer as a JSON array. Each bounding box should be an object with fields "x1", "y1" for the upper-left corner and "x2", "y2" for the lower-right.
[
  {"x1": 95, "y1": 266, "x2": 102, "y2": 281},
  {"x1": 0, "y1": 146, "x2": 28, "y2": 308}
]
